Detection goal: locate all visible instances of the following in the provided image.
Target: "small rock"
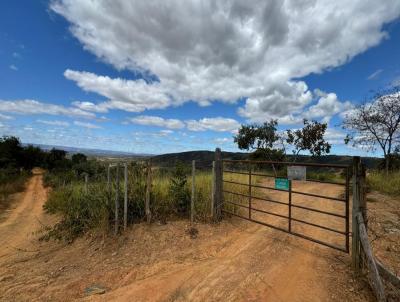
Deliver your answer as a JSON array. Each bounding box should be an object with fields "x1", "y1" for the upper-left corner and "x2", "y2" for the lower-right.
[
  {"x1": 112, "y1": 252, "x2": 117, "y2": 257},
  {"x1": 85, "y1": 284, "x2": 107, "y2": 296}
]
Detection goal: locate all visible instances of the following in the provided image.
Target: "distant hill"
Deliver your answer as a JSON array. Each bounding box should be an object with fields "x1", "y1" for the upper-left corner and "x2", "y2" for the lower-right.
[
  {"x1": 22, "y1": 143, "x2": 152, "y2": 158},
  {"x1": 151, "y1": 151, "x2": 381, "y2": 169},
  {"x1": 22, "y1": 143, "x2": 382, "y2": 169}
]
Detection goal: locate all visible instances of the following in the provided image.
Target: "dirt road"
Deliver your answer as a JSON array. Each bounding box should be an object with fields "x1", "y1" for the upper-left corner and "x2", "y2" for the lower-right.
[
  {"x1": 0, "y1": 175, "x2": 373, "y2": 301},
  {"x1": 0, "y1": 169, "x2": 48, "y2": 259}
]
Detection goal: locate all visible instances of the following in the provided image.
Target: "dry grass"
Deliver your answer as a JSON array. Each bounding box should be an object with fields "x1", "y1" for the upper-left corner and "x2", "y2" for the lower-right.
[{"x1": 367, "y1": 171, "x2": 400, "y2": 197}]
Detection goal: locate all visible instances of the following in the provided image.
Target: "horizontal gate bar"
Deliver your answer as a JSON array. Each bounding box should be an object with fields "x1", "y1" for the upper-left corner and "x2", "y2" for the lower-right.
[
  {"x1": 224, "y1": 179, "x2": 345, "y2": 201},
  {"x1": 222, "y1": 209, "x2": 347, "y2": 253},
  {"x1": 223, "y1": 170, "x2": 250, "y2": 176},
  {"x1": 305, "y1": 178, "x2": 346, "y2": 186},
  {"x1": 223, "y1": 190, "x2": 288, "y2": 206},
  {"x1": 291, "y1": 204, "x2": 346, "y2": 218},
  {"x1": 223, "y1": 200, "x2": 249, "y2": 209},
  {"x1": 222, "y1": 210, "x2": 288, "y2": 233},
  {"x1": 251, "y1": 206, "x2": 288, "y2": 219},
  {"x1": 290, "y1": 217, "x2": 346, "y2": 235},
  {"x1": 291, "y1": 189, "x2": 346, "y2": 202},
  {"x1": 223, "y1": 170, "x2": 345, "y2": 186},
  {"x1": 290, "y1": 231, "x2": 347, "y2": 253},
  {"x1": 222, "y1": 159, "x2": 350, "y2": 169}
]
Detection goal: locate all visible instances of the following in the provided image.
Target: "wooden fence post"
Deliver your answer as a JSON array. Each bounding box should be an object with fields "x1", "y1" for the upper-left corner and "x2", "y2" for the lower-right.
[
  {"x1": 107, "y1": 164, "x2": 111, "y2": 206},
  {"x1": 248, "y1": 162, "x2": 252, "y2": 220},
  {"x1": 213, "y1": 148, "x2": 223, "y2": 221},
  {"x1": 114, "y1": 164, "x2": 120, "y2": 235},
  {"x1": 145, "y1": 160, "x2": 152, "y2": 224},
  {"x1": 288, "y1": 179, "x2": 292, "y2": 232},
  {"x1": 191, "y1": 160, "x2": 195, "y2": 225},
  {"x1": 211, "y1": 161, "x2": 215, "y2": 218},
  {"x1": 352, "y1": 156, "x2": 361, "y2": 273},
  {"x1": 124, "y1": 163, "x2": 128, "y2": 231}
]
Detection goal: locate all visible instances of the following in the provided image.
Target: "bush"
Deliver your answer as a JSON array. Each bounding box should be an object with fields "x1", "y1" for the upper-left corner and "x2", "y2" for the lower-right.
[
  {"x1": 43, "y1": 183, "x2": 110, "y2": 242},
  {"x1": 168, "y1": 162, "x2": 190, "y2": 215},
  {"x1": 0, "y1": 168, "x2": 30, "y2": 206}
]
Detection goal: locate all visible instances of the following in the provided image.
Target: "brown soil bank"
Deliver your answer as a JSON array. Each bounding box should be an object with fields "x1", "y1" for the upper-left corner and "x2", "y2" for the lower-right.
[{"x1": 0, "y1": 174, "x2": 378, "y2": 301}]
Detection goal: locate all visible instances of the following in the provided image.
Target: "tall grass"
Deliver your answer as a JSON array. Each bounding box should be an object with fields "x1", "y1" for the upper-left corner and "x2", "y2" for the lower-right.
[
  {"x1": 43, "y1": 161, "x2": 270, "y2": 241},
  {"x1": 367, "y1": 171, "x2": 400, "y2": 197},
  {"x1": 43, "y1": 164, "x2": 216, "y2": 240}
]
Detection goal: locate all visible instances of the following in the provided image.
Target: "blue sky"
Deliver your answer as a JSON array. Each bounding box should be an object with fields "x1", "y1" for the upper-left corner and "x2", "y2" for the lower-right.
[{"x1": 0, "y1": 1, "x2": 399, "y2": 156}]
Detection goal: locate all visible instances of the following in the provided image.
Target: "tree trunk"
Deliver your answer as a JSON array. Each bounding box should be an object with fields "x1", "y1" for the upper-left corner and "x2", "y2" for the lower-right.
[{"x1": 385, "y1": 155, "x2": 389, "y2": 176}]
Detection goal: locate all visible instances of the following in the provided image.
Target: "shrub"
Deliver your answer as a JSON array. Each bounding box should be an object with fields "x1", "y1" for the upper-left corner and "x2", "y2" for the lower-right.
[
  {"x1": 168, "y1": 162, "x2": 190, "y2": 215},
  {"x1": 0, "y1": 168, "x2": 30, "y2": 206},
  {"x1": 43, "y1": 183, "x2": 110, "y2": 242}
]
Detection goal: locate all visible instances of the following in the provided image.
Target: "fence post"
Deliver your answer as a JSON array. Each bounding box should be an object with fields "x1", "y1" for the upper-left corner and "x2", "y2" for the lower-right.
[
  {"x1": 248, "y1": 162, "x2": 252, "y2": 220},
  {"x1": 191, "y1": 160, "x2": 195, "y2": 225},
  {"x1": 360, "y1": 165, "x2": 367, "y2": 230},
  {"x1": 114, "y1": 164, "x2": 120, "y2": 235},
  {"x1": 124, "y1": 163, "x2": 128, "y2": 231},
  {"x1": 107, "y1": 164, "x2": 111, "y2": 205},
  {"x1": 213, "y1": 148, "x2": 223, "y2": 221},
  {"x1": 345, "y1": 167, "x2": 350, "y2": 253},
  {"x1": 288, "y1": 179, "x2": 292, "y2": 232},
  {"x1": 211, "y1": 161, "x2": 215, "y2": 218},
  {"x1": 145, "y1": 160, "x2": 152, "y2": 224},
  {"x1": 352, "y1": 156, "x2": 361, "y2": 273}
]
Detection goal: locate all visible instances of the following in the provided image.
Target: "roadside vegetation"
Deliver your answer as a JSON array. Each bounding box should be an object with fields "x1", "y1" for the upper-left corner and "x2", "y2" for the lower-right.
[
  {"x1": 367, "y1": 171, "x2": 400, "y2": 197},
  {"x1": 0, "y1": 136, "x2": 37, "y2": 208}
]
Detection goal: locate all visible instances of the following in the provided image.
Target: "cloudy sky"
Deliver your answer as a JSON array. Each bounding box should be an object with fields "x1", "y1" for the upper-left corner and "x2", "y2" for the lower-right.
[{"x1": 1, "y1": 1, "x2": 400, "y2": 155}]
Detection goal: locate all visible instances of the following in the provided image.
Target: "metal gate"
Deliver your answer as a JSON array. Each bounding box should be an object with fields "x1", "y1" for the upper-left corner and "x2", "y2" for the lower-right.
[{"x1": 220, "y1": 159, "x2": 351, "y2": 253}]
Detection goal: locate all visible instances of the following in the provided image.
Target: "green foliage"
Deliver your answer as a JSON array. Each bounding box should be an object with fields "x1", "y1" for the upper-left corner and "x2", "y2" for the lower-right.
[
  {"x1": 234, "y1": 120, "x2": 280, "y2": 152},
  {"x1": 0, "y1": 136, "x2": 23, "y2": 168},
  {"x1": 286, "y1": 119, "x2": 331, "y2": 161},
  {"x1": 168, "y1": 162, "x2": 190, "y2": 214},
  {"x1": 367, "y1": 171, "x2": 400, "y2": 197},
  {"x1": 377, "y1": 147, "x2": 400, "y2": 171},
  {"x1": 43, "y1": 183, "x2": 109, "y2": 242},
  {"x1": 71, "y1": 153, "x2": 87, "y2": 165},
  {"x1": 306, "y1": 170, "x2": 343, "y2": 183},
  {"x1": 0, "y1": 169, "x2": 30, "y2": 206}
]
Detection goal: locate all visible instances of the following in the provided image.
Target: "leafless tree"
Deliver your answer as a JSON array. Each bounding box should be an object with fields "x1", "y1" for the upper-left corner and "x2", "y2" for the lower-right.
[{"x1": 342, "y1": 87, "x2": 400, "y2": 174}]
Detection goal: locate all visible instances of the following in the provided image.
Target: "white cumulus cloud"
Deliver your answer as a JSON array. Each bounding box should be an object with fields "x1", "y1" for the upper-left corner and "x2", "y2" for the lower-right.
[
  {"x1": 129, "y1": 115, "x2": 185, "y2": 129},
  {"x1": 37, "y1": 119, "x2": 70, "y2": 127},
  {"x1": 51, "y1": 0, "x2": 400, "y2": 124},
  {"x1": 186, "y1": 117, "x2": 240, "y2": 133},
  {"x1": 73, "y1": 121, "x2": 102, "y2": 129},
  {"x1": 0, "y1": 99, "x2": 96, "y2": 119}
]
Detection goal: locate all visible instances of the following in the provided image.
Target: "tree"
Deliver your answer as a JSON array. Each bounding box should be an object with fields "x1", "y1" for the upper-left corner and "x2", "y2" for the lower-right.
[
  {"x1": 234, "y1": 120, "x2": 284, "y2": 175},
  {"x1": 343, "y1": 87, "x2": 400, "y2": 174},
  {"x1": 0, "y1": 136, "x2": 23, "y2": 168},
  {"x1": 46, "y1": 148, "x2": 69, "y2": 171},
  {"x1": 20, "y1": 145, "x2": 45, "y2": 169},
  {"x1": 71, "y1": 153, "x2": 87, "y2": 165},
  {"x1": 286, "y1": 119, "x2": 331, "y2": 162}
]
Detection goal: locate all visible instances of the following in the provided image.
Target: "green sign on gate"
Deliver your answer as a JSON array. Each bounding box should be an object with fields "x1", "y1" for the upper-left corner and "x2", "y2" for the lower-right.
[{"x1": 275, "y1": 178, "x2": 289, "y2": 190}]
